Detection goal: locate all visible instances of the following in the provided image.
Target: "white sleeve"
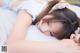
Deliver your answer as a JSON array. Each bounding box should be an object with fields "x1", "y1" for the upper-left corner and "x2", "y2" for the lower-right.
[
  {"x1": 2, "y1": 0, "x2": 11, "y2": 8},
  {"x1": 14, "y1": 0, "x2": 47, "y2": 20}
]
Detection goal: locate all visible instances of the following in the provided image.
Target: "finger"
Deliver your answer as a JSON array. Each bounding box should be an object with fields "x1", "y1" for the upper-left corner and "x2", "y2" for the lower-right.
[
  {"x1": 76, "y1": 35, "x2": 80, "y2": 46},
  {"x1": 75, "y1": 35, "x2": 80, "y2": 43},
  {"x1": 78, "y1": 37, "x2": 80, "y2": 46},
  {"x1": 70, "y1": 34, "x2": 76, "y2": 39},
  {"x1": 74, "y1": 34, "x2": 80, "y2": 46}
]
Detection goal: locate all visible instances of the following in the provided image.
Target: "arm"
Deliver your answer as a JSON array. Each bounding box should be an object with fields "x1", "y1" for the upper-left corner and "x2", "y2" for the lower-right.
[
  {"x1": 33, "y1": 0, "x2": 60, "y2": 24},
  {"x1": 8, "y1": 39, "x2": 80, "y2": 53},
  {"x1": 8, "y1": 40, "x2": 59, "y2": 53},
  {"x1": 7, "y1": 10, "x2": 32, "y2": 43}
]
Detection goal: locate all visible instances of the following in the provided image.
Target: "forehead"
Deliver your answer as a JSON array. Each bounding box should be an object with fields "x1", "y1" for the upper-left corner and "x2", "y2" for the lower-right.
[
  {"x1": 43, "y1": 14, "x2": 54, "y2": 19},
  {"x1": 49, "y1": 21, "x2": 64, "y2": 33},
  {"x1": 48, "y1": 20, "x2": 64, "y2": 32},
  {"x1": 49, "y1": 21, "x2": 63, "y2": 27},
  {"x1": 43, "y1": 14, "x2": 65, "y2": 24}
]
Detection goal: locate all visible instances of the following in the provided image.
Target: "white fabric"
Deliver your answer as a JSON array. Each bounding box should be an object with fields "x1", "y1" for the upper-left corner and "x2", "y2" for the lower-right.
[
  {"x1": 8, "y1": 0, "x2": 47, "y2": 20},
  {"x1": 26, "y1": 25, "x2": 58, "y2": 42},
  {"x1": 3, "y1": 0, "x2": 11, "y2": 7},
  {"x1": 0, "y1": 8, "x2": 16, "y2": 45},
  {"x1": 1, "y1": 0, "x2": 15, "y2": 8}
]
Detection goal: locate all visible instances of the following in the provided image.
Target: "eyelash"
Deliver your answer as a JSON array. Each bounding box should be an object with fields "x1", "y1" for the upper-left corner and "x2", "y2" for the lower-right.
[
  {"x1": 47, "y1": 23, "x2": 53, "y2": 36},
  {"x1": 50, "y1": 32, "x2": 53, "y2": 36}
]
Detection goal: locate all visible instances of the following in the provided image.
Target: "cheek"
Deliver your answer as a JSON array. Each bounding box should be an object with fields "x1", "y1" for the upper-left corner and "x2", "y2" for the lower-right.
[
  {"x1": 51, "y1": 22, "x2": 63, "y2": 33},
  {"x1": 41, "y1": 23, "x2": 48, "y2": 31},
  {"x1": 50, "y1": 23, "x2": 64, "y2": 39},
  {"x1": 38, "y1": 23, "x2": 51, "y2": 36}
]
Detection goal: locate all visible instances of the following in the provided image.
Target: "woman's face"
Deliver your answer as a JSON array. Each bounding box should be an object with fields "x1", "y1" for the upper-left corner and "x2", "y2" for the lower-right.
[{"x1": 37, "y1": 14, "x2": 64, "y2": 38}]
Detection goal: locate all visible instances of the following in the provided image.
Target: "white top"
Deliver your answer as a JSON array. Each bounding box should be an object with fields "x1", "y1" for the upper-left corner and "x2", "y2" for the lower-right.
[{"x1": 8, "y1": 0, "x2": 47, "y2": 20}]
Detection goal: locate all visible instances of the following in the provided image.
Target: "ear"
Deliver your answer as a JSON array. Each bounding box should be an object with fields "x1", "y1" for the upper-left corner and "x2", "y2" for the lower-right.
[
  {"x1": 38, "y1": 19, "x2": 44, "y2": 26},
  {"x1": 37, "y1": 18, "x2": 49, "y2": 29}
]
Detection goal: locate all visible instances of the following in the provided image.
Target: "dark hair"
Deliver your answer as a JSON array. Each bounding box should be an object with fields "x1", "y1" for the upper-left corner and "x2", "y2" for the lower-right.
[{"x1": 33, "y1": 7, "x2": 79, "y2": 39}]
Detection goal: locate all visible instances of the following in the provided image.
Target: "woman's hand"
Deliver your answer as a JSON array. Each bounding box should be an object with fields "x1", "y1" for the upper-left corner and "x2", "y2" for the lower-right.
[{"x1": 71, "y1": 34, "x2": 80, "y2": 46}]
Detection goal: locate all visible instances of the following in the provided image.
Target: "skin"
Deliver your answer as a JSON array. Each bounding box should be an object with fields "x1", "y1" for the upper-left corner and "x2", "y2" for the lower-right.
[{"x1": 71, "y1": 34, "x2": 80, "y2": 45}]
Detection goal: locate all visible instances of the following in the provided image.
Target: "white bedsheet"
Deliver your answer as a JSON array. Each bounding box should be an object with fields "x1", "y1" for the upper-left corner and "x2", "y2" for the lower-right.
[{"x1": 8, "y1": 0, "x2": 47, "y2": 21}]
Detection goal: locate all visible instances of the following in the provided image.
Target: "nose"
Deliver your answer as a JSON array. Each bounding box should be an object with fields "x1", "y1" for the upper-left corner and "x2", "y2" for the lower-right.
[
  {"x1": 43, "y1": 30, "x2": 51, "y2": 36},
  {"x1": 43, "y1": 28, "x2": 51, "y2": 36}
]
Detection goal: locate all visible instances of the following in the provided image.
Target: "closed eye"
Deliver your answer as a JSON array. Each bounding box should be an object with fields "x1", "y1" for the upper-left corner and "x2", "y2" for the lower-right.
[
  {"x1": 50, "y1": 32, "x2": 53, "y2": 36},
  {"x1": 50, "y1": 31, "x2": 58, "y2": 37}
]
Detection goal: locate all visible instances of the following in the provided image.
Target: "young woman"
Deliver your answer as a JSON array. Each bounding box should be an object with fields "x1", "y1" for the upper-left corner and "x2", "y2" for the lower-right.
[
  {"x1": 7, "y1": 0, "x2": 80, "y2": 53},
  {"x1": 7, "y1": 9, "x2": 80, "y2": 53}
]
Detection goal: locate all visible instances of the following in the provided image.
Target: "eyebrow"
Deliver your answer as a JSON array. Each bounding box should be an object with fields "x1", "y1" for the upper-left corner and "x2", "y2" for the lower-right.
[{"x1": 50, "y1": 32, "x2": 57, "y2": 37}]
